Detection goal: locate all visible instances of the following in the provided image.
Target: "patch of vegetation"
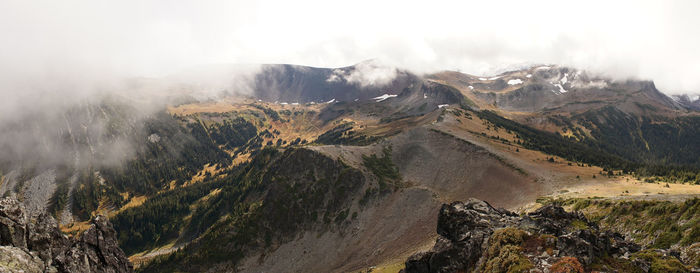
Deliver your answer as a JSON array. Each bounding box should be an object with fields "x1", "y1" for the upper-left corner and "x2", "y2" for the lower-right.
[
  {"x1": 550, "y1": 257, "x2": 585, "y2": 273},
  {"x1": 100, "y1": 112, "x2": 231, "y2": 195},
  {"x1": 251, "y1": 104, "x2": 282, "y2": 122},
  {"x1": 481, "y1": 228, "x2": 533, "y2": 273},
  {"x1": 631, "y1": 250, "x2": 690, "y2": 273},
  {"x1": 483, "y1": 244, "x2": 534, "y2": 273},
  {"x1": 362, "y1": 146, "x2": 401, "y2": 192},
  {"x1": 546, "y1": 197, "x2": 699, "y2": 267},
  {"x1": 315, "y1": 122, "x2": 380, "y2": 145},
  {"x1": 48, "y1": 165, "x2": 73, "y2": 217},
  {"x1": 569, "y1": 219, "x2": 590, "y2": 231},
  {"x1": 207, "y1": 117, "x2": 258, "y2": 150},
  {"x1": 589, "y1": 255, "x2": 644, "y2": 273},
  {"x1": 138, "y1": 147, "x2": 365, "y2": 272},
  {"x1": 111, "y1": 179, "x2": 225, "y2": 255},
  {"x1": 473, "y1": 109, "x2": 700, "y2": 183},
  {"x1": 72, "y1": 168, "x2": 122, "y2": 221}
]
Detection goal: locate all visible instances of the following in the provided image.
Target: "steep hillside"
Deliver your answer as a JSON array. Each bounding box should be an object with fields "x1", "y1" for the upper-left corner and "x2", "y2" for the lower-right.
[{"x1": 116, "y1": 125, "x2": 540, "y2": 272}]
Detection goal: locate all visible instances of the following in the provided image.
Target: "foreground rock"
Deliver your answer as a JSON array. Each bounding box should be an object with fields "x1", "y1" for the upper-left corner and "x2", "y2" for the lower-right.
[
  {"x1": 401, "y1": 198, "x2": 691, "y2": 273},
  {"x1": 0, "y1": 197, "x2": 133, "y2": 273}
]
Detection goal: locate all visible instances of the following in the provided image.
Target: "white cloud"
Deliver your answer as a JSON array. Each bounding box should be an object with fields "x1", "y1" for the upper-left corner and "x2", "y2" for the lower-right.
[
  {"x1": 0, "y1": 0, "x2": 699, "y2": 97},
  {"x1": 327, "y1": 60, "x2": 398, "y2": 87}
]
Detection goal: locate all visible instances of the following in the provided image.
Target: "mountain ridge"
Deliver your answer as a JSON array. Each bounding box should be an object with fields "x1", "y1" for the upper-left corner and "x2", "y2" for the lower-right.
[{"x1": 0, "y1": 61, "x2": 699, "y2": 272}]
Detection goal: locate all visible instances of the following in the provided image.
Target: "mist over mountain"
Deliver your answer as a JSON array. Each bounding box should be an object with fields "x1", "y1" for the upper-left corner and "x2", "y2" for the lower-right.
[{"x1": 2, "y1": 1, "x2": 700, "y2": 272}]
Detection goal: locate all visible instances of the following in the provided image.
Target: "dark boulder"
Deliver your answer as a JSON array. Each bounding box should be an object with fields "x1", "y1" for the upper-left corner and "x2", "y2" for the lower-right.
[{"x1": 0, "y1": 197, "x2": 133, "y2": 273}]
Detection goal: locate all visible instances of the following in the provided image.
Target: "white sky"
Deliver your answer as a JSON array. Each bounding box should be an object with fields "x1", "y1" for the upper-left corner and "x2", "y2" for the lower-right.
[{"x1": 1, "y1": 0, "x2": 700, "y2": 94}]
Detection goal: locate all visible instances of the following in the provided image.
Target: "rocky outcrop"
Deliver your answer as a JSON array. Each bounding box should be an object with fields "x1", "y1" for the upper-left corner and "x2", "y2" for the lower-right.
[
  {"x1": 400, "y1": 198, "x2": 682, "y2": 273},
  {"x1": 0, "y1": 197, "x2": 133, "y2": 273}
]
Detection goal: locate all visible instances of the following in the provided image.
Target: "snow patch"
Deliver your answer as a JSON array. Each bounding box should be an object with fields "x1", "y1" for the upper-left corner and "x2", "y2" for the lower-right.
[
  {"x1": 526, "y1": 74, "x2": 532, "y2": 78},
  {"x1": 479, "y1": 77, "x2": 487, "y2": 81},
  {"x1": 468, "y1": 86, "x2": 474, "y2": 90},
  {"x1": 291, "y1": 102, "x2": 299, "y2": 105},
  {"x1": 554, "y1": 84, "x2": 567, "y2": 93},
  {"x1": 372, "y1": 94, "x2": 398, "y2": 102},
  {"x1": 560, "y1": 73, "x2": 568, "y2": 85},
  {"x1": 507, "y1": 79, "x2": 523, "y2": 85},
  {"x1": 326, "y1": 98, "x2": 336, "y2": 104},
  {"x1": 488, "y1": 76, "x2": 501, "y2": 80},
  {"x1": 280, "y1": 102, "x2": 288, "y2": 105},
  {"x1": 423, "y1": 93, "x2": 427, "y2": 99},
  {"x1": 438, "y1": 104, "x2": 449, "y2": 108}
]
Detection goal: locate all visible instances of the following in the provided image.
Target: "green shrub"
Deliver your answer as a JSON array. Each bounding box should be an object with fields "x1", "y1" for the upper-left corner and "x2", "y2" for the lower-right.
[{"x1": 632, "y1": 250, "x2": 689, "y2": 273}]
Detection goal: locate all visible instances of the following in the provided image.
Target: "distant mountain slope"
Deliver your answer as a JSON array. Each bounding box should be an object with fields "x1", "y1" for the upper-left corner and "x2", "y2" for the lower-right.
[
  {"x1": 430, "y1": 65, "x2": 700, "y2": 171},
  {"x1": 672, "y1": 93, "x2": 700, "y2": 110},
  {"x1": 252, "y1": 62, "x2": 417, "y2": 103},
  {"x1": 430, "y1": 65, "x2": 683, "y2": 114}
]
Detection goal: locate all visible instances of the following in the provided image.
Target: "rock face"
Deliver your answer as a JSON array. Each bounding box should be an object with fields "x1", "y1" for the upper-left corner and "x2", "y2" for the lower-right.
[
  {"x1": 401, "y1": 198, "x2": 650, "y2": 273},
  {"x1": 0, "y1": 197, "x2": 133, "y2": 273}
]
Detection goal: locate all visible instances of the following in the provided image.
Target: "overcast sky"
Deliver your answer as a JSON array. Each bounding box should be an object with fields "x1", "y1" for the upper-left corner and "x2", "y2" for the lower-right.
[{"x1": 1, "y1": 0, "x2": 699, "y2": 95}]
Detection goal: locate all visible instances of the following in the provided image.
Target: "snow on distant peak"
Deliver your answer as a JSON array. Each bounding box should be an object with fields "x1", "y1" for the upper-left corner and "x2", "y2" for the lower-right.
[
  {"x1": 372, "y1": 94, "x2": 398, "y2": 102},
  {"x1": 560, "y1": 73, "x2": 569, "y2": 85},
  {"x1": 692, "y1": 95, "x2": 700, "y2": 101},
  {"x1": 554, "y1": 84, "x2": 567, "y2": 93},
  {"x1": 478, "y1": 76, "x2": 501, "y2": 81},
  {"x1": 507, "y1": 79, "x2": 523, "y2": 85}
]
